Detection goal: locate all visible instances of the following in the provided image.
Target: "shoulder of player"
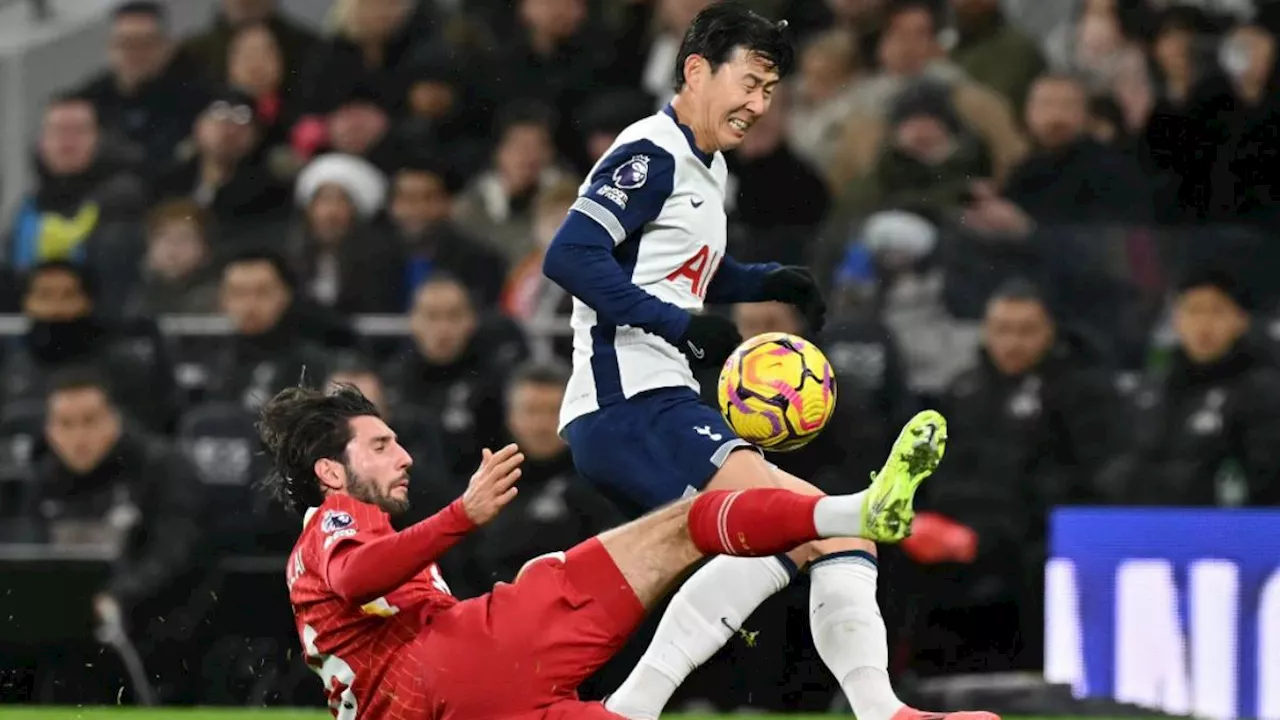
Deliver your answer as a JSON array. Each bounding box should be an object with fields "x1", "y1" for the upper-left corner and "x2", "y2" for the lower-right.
[{"x1": 308, "y1": 495, "x2": 390, "y2": 537}]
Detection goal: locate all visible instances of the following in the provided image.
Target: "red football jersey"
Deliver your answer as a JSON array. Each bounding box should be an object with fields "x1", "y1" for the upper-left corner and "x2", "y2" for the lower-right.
[{"x1": 286, "y1": 494, "x2": 459, "y2": 719}]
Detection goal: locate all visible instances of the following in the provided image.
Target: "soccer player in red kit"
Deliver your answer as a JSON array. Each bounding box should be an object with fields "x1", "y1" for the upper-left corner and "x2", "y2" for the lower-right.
[{"x1": 261, "y1": 385, "x2": 947, "y2": 720}]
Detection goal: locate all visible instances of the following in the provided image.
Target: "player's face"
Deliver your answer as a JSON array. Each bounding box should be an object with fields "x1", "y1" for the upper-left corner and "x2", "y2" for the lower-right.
[
  {"x1": 703, "y1": 47, "x2": 780, "y2": 151},
  {"x1": 45, "y1": 387, "x2": 122, "y2": 474},
  {"x1": 343, "y1": 415, "x2": 413, "y2": 515},
  {"x1": 1175, "y1": 287, "x2": 1249, "y2": 364},
  {"x1": 506, "y1": 381, "x2": 566, "y2": 460},
  {"x1": 983, "y1": 299, "x2": 1055, "y2": 376}
]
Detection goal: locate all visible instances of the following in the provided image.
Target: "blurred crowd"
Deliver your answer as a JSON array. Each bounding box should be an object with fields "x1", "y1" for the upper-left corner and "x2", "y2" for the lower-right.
[{"x1": 4, "y1": 0, "x2": 1280, "y2": 709}]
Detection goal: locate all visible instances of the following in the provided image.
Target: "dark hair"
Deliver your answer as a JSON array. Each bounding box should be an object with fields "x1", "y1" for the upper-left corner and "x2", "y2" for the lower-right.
[
  {"x1": 396, "y1": 155, "x2": 465, "y2": 196},
  {"x1": 674, "y1": 2, "x2": 794, "y2": 92},
  {"x1": 507, "y1": 359, "x2": 571, "y2": 394},
  {"x1": 326, "y1": 352, "x2": 382, "y2": 382},
  {"x1": 990, "y1": 277, "x2": 1046, "y2": 304},
  {"x1": 413, "y1": 271, "x2": 479, "y2": 313},
  {"x1": 47, "y1": 365, "x2": 115, "y2": 404},
  {"x1": 257, "y1": 385, "x2": 382, "y2": 514},
  {"x1": 884, "y1": 0, "x2": 940, "y2": 35},
  {"x1": 494, "y1": 100, "x2": 557, "y2": 141},
  {"x1": 113, "y1": 0, "x2": 166, "y2": 26},
  {"x1": 46, "y1": 91, "x2": 97, "y2": 116},
  {"x1": 23, "y1": 260, "x2": 96, "y2": 302},
  {"x1": 223, "y1": 248, "x2": 297, "y2": 291}
]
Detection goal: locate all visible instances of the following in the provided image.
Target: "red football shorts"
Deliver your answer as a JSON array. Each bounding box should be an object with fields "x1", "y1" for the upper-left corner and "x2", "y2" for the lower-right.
[{"x1": 389, "y1": 538, "x2": 646, "y2": 720}]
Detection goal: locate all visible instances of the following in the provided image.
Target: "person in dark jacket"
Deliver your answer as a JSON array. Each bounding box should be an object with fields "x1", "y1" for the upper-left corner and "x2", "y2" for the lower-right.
[
  {"x1": 0, "y1": 261, "x2": 177, "y2": 433},
  {"x1": 894, "y1": 279, "x2": 1120, "y2": 676},
  {"x1": 386, "y1": 158, "x2": 508, "y2": 311},
  {"x1": 202, "y1": 250, "x2": 333, "y2": 411},
  {"x1": 464, "y1": 360, "x2": 623, "y2": 596},
  {"x1": 26, "y1": 367, "x2": 203, "y2": 632},
  {"x1": 77, "y1": 2, "x2": 210, "y2": 177},
  {"x1": 1000, "y1": 73, "x2": 1153, "y2": 226},
  {"x1": 176, "y1": 0, "x2": 317, "y2": 95},
  {"x1": 383, "y1": 274, "x2": 529, "y2": 482},
  {"x1": 1101, "y1": 268, "x2": 1280, "y2": 507}
]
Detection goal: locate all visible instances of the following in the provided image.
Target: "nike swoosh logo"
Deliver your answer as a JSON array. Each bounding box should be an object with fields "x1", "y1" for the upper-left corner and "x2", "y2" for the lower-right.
[
  {"x1": 692, "y1": 198, "x2": 704, "y2": 208},
  {"x1": 686, "y1": 342, "x2": 705, "y2": 359}
]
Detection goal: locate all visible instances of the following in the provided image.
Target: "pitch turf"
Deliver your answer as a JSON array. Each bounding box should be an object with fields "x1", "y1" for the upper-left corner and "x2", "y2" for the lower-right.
[{"x1": 0, "y1": 712, "x2": 1120, "y2": 720}]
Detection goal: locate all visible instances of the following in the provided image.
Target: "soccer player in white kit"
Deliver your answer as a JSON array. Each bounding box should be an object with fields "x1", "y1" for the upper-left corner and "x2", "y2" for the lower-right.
[{"x1": 543, "y1": 4, "x2": 999, "y2": 720}]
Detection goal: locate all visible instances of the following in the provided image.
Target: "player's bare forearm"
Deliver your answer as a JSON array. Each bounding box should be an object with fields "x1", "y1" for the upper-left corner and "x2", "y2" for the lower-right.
[
  {"x1": 543, "y1": 211, "x2": 690, "y2": 342},
  {"x1": 326, "y1": 499, "x2": 475, "y2": 604}
]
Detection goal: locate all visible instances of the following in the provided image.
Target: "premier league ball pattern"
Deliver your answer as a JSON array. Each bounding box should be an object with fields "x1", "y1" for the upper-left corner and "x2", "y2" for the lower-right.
[{"x1": 717, "y1": 332, "x2": 837, "y2": 452}]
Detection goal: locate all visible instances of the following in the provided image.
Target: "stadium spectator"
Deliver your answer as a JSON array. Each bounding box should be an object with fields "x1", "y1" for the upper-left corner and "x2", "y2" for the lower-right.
[
  {"x1": 726, "y1": 85, "x2": 831, "y2": 267},
  {"x1": 398, "y1": 50, "x2": 489, "y2": 173},
  {"x1": 177, "y1": 0, "x2": 317, "y2": 94},
  {"x1": 813, "y1": 0, "x2": 888, "y2": 70},
  {"x1": 1099, "y1": 268, "x2": 1280, "y2": 507},
  {"x1": 6, "y1": 94, "x2": 148, "y2": 303},
  {"x1": 78, "y1": 1, "x2": 209, "y2": 177},
  {"x1": 828, "y1": 1, "x2": 1026, "y2": 188},
  {"x1": 25, "y1": 367, "x2": 203, "y2": 619},
  {"x1": 155, "y1": 88, "x2": 292, "y2": 250},
  {"x1": 574, "y1": 87, "x2": 654, "y2": 166},
  {"x1": 386, "y1": 158, "x2": 508, "y2": 311},
  {"x1": 124, "y1": 200, "x2": 220, "y2": 317},
  {"x1": 289, "y1": 153, "x2": 403, "y2": 314},
  {"x1": 224, "y1": 23, "x2": 296, "y2": 153},
  {"x1": 468, "y1": 360, "x2": 623, "y2": 591},
  {"x1": 496, "y1": 0, "x2": 614, "y2": 161},
  {"x1": 831, "y1": 81, "x2": 993, "y2": 226},
  {"x1": 0, "y1": 261, "x2": 176, "y2": 433},
  {"x1": 897, "y1": 280, "x2": 1118, "y2": 675},
  {"x1": 864, "y1": 211, "x2": 980, "y2": 403},
  {"x1": 384, "y1": 275, "x2": 528, "y2": 482},
  {"x1": 202, "y1": 250, "x2": 331, "y2": 411},
  {"x1": 453, "y1": 102, "x2": 573, "y2": 263},
  {"x1": 639, "y1": 0, "x2": 714, "y2": 106},
  {"x1": 293, "y1": 0, "x2": 419, "y2": 118},
  {"x1": 1044, "y1": 0, "x2": 1154, "y2": 133},
  {"x1": 500, "y1": 177, "x2": 576, "y2": 324},
  {"x1": 989, "y1": 73, "x2": 1152, "y2": 227},
  {"x1": 947, "y1": 0, "x2": 1047, "y2": 110},
  {"x1": 786, "y1": 28, "x2": 865, "y2": 179}
]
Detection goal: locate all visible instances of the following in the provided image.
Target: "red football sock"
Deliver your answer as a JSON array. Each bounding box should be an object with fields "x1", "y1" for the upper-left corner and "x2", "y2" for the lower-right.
[{"x1": 687, "y1": 489, "x2": 823, "y2": 556}]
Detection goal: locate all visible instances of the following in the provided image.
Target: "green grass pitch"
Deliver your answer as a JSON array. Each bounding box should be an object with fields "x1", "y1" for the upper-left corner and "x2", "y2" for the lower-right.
[{"x1": 0, "y1": 707, "x2": 1111, "y2": 712}]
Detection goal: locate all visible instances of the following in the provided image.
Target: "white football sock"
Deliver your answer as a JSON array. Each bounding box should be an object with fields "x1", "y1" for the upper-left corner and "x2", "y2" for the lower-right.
[
  {"x1": 810, "y1": 552, "x2": 906, "y2": 720},
  {"x1": 813, "y1": 490, "x2": 869, "y2": 537},
  {"x1": 605, "y1": 554, "x2": 795, "y2": 720}
]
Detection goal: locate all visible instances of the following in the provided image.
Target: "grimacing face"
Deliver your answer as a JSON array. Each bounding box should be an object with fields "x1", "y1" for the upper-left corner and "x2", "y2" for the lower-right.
[
  {"x1": 689, "y1": 47, "x2": 781, "y2": 152},
  {"x1": 327, "y1": 415, "x2": 414, "y2": 516}
]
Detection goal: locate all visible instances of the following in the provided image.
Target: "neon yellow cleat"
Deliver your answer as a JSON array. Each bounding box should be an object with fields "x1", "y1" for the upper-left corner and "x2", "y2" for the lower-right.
[{"x1": 860, "y1": 410, "x2": 947, "y2": 543}]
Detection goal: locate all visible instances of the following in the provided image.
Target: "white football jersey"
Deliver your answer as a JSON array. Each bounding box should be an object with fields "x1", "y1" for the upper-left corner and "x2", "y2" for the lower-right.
[{"x1": 558, "y1": 106, "x2": 730, "y2": 429}]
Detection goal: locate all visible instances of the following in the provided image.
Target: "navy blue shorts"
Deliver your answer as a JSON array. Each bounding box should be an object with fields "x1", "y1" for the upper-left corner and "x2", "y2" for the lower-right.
[{"x1": 563, "y1": 387, "x2": 758, "y2": 517}]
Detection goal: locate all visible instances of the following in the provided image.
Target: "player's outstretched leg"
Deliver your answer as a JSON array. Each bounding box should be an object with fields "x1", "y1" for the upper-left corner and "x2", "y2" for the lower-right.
[{"x1": 606, "y1": 412, "x2": 996, "y2": 720}]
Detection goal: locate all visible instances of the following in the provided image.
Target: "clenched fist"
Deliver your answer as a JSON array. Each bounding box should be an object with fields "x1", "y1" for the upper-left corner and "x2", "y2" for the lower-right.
[{"x1": 461, "y1": 444, "x2": 524, "y2": 525}]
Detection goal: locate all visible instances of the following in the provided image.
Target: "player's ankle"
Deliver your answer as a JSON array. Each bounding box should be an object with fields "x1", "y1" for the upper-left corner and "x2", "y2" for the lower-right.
[{"x1": 812, "y1": 490, "x2": 868, "y2": 538}]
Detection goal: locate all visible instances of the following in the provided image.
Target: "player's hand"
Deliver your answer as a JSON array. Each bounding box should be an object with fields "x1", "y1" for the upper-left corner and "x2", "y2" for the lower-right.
[
  {"x1": 462, "y1": 444, "x2": 523, "y2": 526},
  {"x1": 760, "y1": 266, "x2": 827, "y2": 333},
  {"x1": 677, "y1": 312, "x2": 742, "y2": 368}
]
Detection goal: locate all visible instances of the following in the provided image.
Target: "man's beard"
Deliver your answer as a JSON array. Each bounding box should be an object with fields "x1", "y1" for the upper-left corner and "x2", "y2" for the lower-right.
[{"x1": 347, "y1": 467, "x2": 410, "y2": 516}]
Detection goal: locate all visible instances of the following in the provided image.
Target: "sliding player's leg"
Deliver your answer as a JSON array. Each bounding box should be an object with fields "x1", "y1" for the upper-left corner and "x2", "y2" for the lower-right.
[
  {"x1": 606, "y1": 413, "x2": 993, "y2": 720},
  {"x1": 497, "y1": 480, "x2": 917, "y2": 716}
]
